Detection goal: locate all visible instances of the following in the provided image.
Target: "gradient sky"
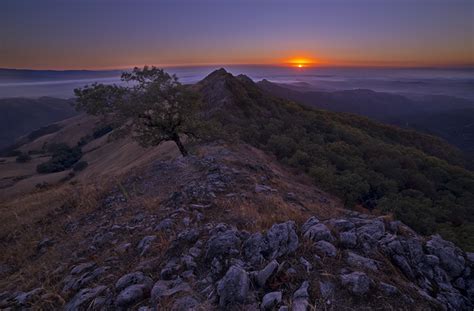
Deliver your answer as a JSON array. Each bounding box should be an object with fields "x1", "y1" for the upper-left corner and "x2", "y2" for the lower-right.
[{"x1": 1, "y1": 0, "x2": 473, "y2": 69}]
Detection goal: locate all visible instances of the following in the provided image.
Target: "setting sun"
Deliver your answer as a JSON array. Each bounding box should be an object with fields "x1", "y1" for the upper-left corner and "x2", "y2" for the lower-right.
[{"x1": 286, "y1": 57, "x2": 315, "y2": 68}]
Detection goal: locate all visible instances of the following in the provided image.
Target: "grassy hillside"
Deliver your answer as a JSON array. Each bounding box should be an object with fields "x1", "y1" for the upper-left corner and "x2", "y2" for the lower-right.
[
  {"x1": 199, "y1": 69, "x2": 474, "y2": 250},
  {"x1": 0, "y1": 97, "x2": 77, "y2": 150}
]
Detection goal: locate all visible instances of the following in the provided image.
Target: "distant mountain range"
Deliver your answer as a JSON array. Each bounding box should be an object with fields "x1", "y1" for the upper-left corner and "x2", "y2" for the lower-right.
[{"x1": 258, "y1": 79, "x2": 474, "y2": 155}]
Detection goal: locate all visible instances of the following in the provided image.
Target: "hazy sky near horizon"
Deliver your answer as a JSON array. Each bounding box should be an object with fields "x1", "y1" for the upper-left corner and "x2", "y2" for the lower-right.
[{"x1": 1, "y1": 0, "x2": 473, "y2": 69}]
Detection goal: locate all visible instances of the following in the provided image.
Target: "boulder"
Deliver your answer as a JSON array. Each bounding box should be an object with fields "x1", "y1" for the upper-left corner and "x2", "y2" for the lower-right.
[
  {"x1": 314, "y1": 240, "x2": 337, "y2": 257},
  {"x1": 261, "y1": 291, "x2": 282, "y2": 310},
  {"x1": 339, "y1": 231, "x2": 357, "y2": 248},
  {"x1": 291, "y1": 281, "x2": 309, "y2": 311},
  {"x1": 266, "y1": 221, "x2": 299, "y2": 259},
  {"x1": 301, "y1": 217, "x2": 319, "y2": 233},
  {"x1": 346, "y1": 252, "x2": 379, "y2": 271},
  {"x1": 303, "y1": 223, "x2": 334, "y2": 242},
  {"x1": 217, "y1": 265, "x2": 250, "y2": 308},
  {"x1": 115, "y1": 284, "x2": 149, "y2": 308},
  {"x1": 243, "y1": 232, "x2": 269, "y2": 265},
  {"x1": 64, "y1": 286, "x2": 108, "y2": 311},
  {"x1": 206, "y1": 229, "x2": 241, "y2": 259},
  {"x1": 426, "y1": 235, "x2": 465, "y2": 279},
  {"x1": 256, "y1": 260, "x2": 279, "y2": 288},
  {"x1": 115, "y1": 271, "x2": 153, "y2": 292},
  {"x1": 340, "y1": 272, "x2": 371, "y2": 296}
]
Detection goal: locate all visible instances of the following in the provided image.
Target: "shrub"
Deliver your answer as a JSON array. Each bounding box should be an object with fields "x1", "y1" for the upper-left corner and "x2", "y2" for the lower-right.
[
  {"x1": 73, "y1": 161, "x2": 88, "y2": 172},
  {"x1": 16, "y1": 153, "x2": 31, "y2": 163},
  {"x1": 37, "y1": 145, "x2": 82, "y2": 174}
]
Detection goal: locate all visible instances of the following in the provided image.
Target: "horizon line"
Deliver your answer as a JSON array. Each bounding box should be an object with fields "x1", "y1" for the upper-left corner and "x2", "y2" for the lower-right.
[{"x1": 1, "y1": 62, "x2": 474, "y2": 72}]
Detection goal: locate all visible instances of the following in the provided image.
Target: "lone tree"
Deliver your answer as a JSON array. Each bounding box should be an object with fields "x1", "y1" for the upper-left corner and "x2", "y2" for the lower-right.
[{"x1": 74, "y1": 66, "x2": 201, "y2": 156}]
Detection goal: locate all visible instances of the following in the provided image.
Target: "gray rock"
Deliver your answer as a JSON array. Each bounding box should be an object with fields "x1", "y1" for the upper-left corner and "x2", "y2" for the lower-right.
[
  {"x1": 340, "y1": 272, "x2": 371, "y2": 296},
  {"x1": 13, "y1": 288, "x2": 43, "y2": 306},
  {"x1": 426, "y1": 235, "x2": 465, "y2": 279},
  {"x1": 392, "y1": 254, "x2": 415, "y2": 279},
  {"x1": 424, "y1": 255, "x2": 440, "y2": 266},
  {"x1": 115, "y1": 284, "x2": 149, "y2": 308},
  {"x1": 256, "y1": 260, "x2": 279, "y2": 288},
  {"x1": 339, "y1": 231, "x2": 357, "y2": 248},
  {"x1": 299, "y1": 257, "x2": 312, "y2": 273},
  {"x1": 301, "y1": 217, "x2": 319, "y2": 233},
  {"x1": 137, "y1": 235, "x2": 156, "y2": 256},
  {"x1": 346, "y1": 252, "x2": 379, "y2": 271},
  {"x1": 155, "y1": 218, "x2": 173, "y2": 231},
  {"x1": 171, "y1": 296, "x2": 199, "y2": 311},
  {"x1": 328, "y1": 219, "x2": 355, "y2": 232},
  {"x1": 243, "y1": 232, "x2": 269, "y2": 265},
  {"x1": 261, "y1": 291, "x2": 282, "y2": 310},
  {"x1": 292, "y1": 281, "x2": 309, "y2": 311},
  {"x1": 278, "y1": 307, "x2": 289, "y2": 311},
  {"x1": 303, "y1": 223, "x2": 334, "y2": 242},
  {"x1": 379, "y1": 282, "x2": 398, "y2": 296},
  {"x1": 314, "y1": 240, "x2": 337, "y2": 257},
  {"x1": 115, "y1": 271, "x2": 153, "y2": 292},
  {"x1": 266, "y1": 221, "x2": 299, "y2": 259},
  {"x1": 63, "y1": 266, "x2": 107, "y2": 293},
  {"x1": 217, "y1": 265, "x2": 250, "y2": 308},
  {"x1": 319, "y1": 281, "x2": 334, "y2": 299},
  {"x1": 151, "y1": 279, "x2": 192, "y2": 304},
  {"x1": 65, "y1": 286, "x2": 108, "y2": 311},
  {"x1": 356, "y1": 220, "x2": 385, "y2": 246},
  {"x1": 206, "y1": 229, "x2": 241, "y2": 259}
]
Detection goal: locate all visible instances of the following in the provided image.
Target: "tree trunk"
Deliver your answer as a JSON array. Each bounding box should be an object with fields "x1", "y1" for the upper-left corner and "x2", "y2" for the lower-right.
[{"x1": 173, "y1": 135, "x2": 188, "y2": 157}]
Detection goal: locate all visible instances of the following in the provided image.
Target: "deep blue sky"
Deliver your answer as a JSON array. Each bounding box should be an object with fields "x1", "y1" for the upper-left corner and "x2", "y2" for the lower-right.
[{"x1": 1, "y1": 0, "x2": 473, "y2": 69}]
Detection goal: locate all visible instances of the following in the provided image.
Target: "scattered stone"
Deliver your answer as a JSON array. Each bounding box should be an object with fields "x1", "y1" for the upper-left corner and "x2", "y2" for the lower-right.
[
  {"x1": 137, "y1": 235, "x2": 156, "y2": 256},
  {"x1": 151, "y1": 280, "x2": 192, "y2": 304},
  {"x1": 266, "y1": 221, "x2": 299, "y2": 259},
  {"x1": 301, "y1": 217, "x2": 319, "y2": 233},
  {"x1": 303, "y1": 223, "x2": 334, "y2": 242},
  {"x1": 426, "y1": 235, "x2": 465, "y2": 279},
  {"x1": 172, "y1": 296, "x2": 199, "y2": 311},
  {"x1": 319, "y1": 281, "x2": 335, "y2": 300},
  {"x1": 292, "y1": 281, "x2": 309, "y2": 311},
  {"x1": 346, "y1": 252, "x2": 379, "y2": 271},
  {"x1": 243, "y1": 232, "x2": 269, "y2": 265},
  {"x1": 206, "y1": 229, "x2": 241, "y2": 259},
  {"x1": 115, "y1": 271, "x2": 153, "y2": 292},
  {"x1": 340, "y1": 272, "x2": 371, "y2": 296},
  {"x1": 115, "y1": 284, "x2": 149, "y2": 308},
  {"x1": 217, "y1": 265, "x2": 250, "y2": 308},
  {"x1": 155, "y1": 218, "x2": 174, "y2": 231},
  {"x1": 379, "y1": 282, "x2": 398, "y2": 296},
  {"x1": 261, "y1": 291, "x2": 282, "y2": 310},
  {"x1": 299, "y1": 257, "x2": 312, "y2": 273},
  {"x1": 256, "y1": 260, "x2": 279, "y2": 288},
  {"x1": 338, "y1": 231, "x2": 357, "y2": 248},
  {"x1": 65, "y1": 286, "x2": 108, "y2": 311},
  {"x1": 314, "y1": 240, "x2": 337, "y2": 257}
]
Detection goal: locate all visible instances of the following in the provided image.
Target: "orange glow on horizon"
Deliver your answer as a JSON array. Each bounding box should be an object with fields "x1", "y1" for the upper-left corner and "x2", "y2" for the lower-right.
[{"x1": 286, "y1": 57, "x2": 317, "y2": 68}]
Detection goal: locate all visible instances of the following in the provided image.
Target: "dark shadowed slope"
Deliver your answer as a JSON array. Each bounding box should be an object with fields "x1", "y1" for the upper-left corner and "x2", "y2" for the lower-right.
[{"x1": 0, "y1": 97, "x2": 77, "y2": 150}]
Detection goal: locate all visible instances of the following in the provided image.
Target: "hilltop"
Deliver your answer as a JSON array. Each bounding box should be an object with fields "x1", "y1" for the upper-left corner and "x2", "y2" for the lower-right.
[{"x1": 0, "y1": 69, "x2": 473, "y2": 310}]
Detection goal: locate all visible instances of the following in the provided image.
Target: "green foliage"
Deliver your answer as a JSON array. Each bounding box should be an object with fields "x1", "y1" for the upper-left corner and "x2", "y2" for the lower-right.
[
  {"x1": 74, "y1": 66, "x2": 203, "y2": 156},
  {"x1": 211, "y1": 75, "x2": 474, "y2": 250},
  {"x1": 15, "y1": 153, "x2": 31, "y2": 163},
  {"x1": 37, "y1": 143, "x2": 82, "y2": 173}
]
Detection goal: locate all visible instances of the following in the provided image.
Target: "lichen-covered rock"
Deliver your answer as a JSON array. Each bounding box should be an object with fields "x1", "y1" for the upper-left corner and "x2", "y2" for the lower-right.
[{"x1": 217, "y1": 265, "x2": 250, "y2": 308}]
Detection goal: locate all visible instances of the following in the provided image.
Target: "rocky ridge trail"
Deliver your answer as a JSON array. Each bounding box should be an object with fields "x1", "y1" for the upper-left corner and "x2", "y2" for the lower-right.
[{"x1": 0, "y1": 144, "x2": 473, "y2": 310}]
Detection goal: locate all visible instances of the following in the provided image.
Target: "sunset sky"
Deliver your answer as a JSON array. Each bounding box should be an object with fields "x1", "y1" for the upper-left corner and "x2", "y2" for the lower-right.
[{"x1": 1, "y1": 0, "x2": 473, "y2": 69}]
